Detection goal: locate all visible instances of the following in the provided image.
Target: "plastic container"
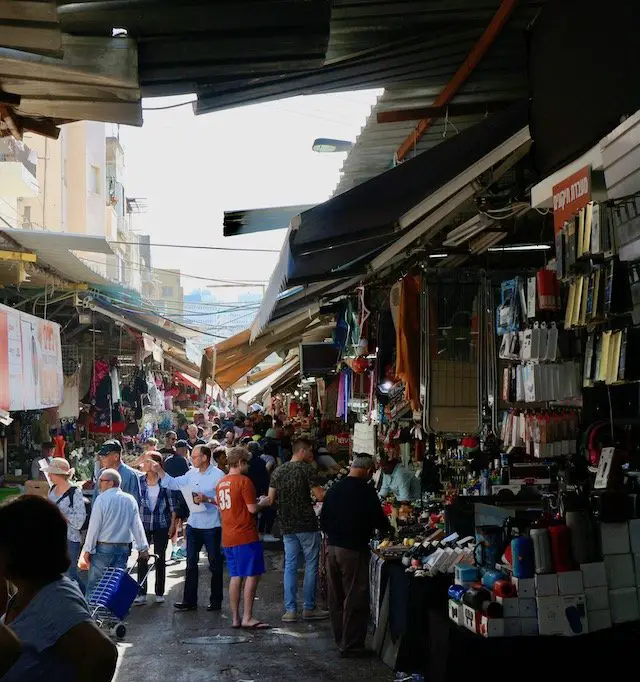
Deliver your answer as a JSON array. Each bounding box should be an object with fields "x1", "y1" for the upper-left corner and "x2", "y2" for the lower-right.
[
  {"x1": 511, "y1": 536, "x2": 535, "y2": 578},
  {"x1": 530, "y1": 527, "x2": 554, "y2": 574},
  {"x1": 87, "y1": 568, "x2": 139, "y2": 620}
]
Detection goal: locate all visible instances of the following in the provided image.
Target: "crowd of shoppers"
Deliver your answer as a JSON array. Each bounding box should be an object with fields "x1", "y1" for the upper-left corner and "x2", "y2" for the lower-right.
[{"x1": 0, "y1": 404, "x2": 396, "y2": 681}]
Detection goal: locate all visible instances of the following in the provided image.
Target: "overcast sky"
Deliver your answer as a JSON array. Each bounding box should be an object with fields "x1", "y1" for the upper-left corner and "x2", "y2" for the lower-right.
[{"x1": 117, "y1": 90, "x2": 381, "y2": 302}]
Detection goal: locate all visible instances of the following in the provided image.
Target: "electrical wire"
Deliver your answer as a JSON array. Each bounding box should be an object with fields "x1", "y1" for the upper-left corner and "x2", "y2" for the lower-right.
[
  {"x1": 142, "y1": 100, "x2": 197, "y2": 111},
  {"x1": 106, "y1": 240, "x2": 280, "y2": 254}
]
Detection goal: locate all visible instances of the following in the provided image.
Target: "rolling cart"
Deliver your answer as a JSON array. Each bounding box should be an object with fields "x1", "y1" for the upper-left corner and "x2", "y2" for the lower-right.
[{"x1": 87, "y1": 555, "x2": 158, "y2": 639}]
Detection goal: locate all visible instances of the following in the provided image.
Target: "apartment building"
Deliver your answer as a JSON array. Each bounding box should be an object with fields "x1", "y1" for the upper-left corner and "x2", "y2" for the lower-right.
[{"x1": 4, "y1": 122, "x2": 149, "y2": 293}]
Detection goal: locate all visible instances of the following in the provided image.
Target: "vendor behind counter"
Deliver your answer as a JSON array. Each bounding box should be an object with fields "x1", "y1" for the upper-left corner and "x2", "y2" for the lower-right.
[{"x1": 379, "y1": 459, "x2": 421, "y2": 503}]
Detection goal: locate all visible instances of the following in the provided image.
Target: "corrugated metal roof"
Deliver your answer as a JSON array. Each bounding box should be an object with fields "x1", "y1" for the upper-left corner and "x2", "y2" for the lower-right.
[
  {"x1": 333, "y1": 20, "x2": 533, "y2": 194},
  {"x1": 195, "y1": 0, "x2": 544, "y2": 114},
  {"x1": 0, "y1": 0, "x2": 546, "y2": 133}
]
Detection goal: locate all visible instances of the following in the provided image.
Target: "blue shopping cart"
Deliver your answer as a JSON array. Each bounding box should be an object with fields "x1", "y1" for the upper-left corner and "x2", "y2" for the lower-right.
[{"x1": 87, "y1": 555, "x2": 157, "y2": 639}]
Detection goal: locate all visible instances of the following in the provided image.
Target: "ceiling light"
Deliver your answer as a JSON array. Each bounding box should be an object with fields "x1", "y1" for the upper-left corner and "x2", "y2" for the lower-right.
[
  {"x1": 428, "y1": 253, "x2": 448, "y2": 259},
  {"x1": 443, "y1": 215, "x2": 491, "y2": 247},
  {"x1": 488, "y1": 244, "x2": 552, "y2": 252}
]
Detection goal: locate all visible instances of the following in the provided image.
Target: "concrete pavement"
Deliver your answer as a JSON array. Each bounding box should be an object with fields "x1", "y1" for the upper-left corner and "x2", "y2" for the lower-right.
[{"x1": 113, "y1": 544, "x2": 392, "y2": 682}]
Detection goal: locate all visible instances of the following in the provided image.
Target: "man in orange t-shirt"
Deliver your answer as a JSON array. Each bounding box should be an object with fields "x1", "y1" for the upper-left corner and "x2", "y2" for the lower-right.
[{"x1": 216, "y1": 447, "x2": 272, "y2": 629}]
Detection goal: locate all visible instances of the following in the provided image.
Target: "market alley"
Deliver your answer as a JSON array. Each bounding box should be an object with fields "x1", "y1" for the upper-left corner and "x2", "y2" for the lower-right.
[{"x1": 113, "y1": 544, "x2": 391, "y2": 682}]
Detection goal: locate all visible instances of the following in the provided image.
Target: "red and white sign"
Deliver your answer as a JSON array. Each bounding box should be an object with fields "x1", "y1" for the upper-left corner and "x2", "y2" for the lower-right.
[
  {"x1": 552, "y1": 165, "x2": 591, "y2": 234},
  {"x1": 0, "y1": 304, "x2": 63, "y2": 412}
]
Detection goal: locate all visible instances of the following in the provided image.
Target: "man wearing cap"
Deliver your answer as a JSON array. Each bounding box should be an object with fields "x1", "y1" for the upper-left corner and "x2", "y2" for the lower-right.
[
  {"x1": 93, "y1": 440, "x2": 142, "y2": 505},
  {"x1": 80, "y1": 468, "x2": 149, "y2": 599}
]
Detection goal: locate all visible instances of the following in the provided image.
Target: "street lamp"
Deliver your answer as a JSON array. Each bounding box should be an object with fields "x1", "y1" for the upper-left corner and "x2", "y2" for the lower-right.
[{"x1": 312, "y1": 138, "x2": 353, "y2": 153}]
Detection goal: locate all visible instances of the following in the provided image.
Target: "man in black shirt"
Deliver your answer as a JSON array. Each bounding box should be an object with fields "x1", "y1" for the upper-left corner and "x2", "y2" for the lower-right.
[
  {"x1": 320, "y1": 454, "x2": 391, "y2": 657},
  {"x1": 164, "y1": 440, "x2": 191, "y2": 561}
]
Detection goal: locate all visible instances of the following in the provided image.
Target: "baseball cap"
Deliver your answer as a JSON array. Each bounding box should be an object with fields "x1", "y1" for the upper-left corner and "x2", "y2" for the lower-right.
[
  {"x1": 175, "y1": 439, "x2": 188, "y2": 449},
  {"x1": 98, "y1": 439, "x2": 122, "y2": 457}
]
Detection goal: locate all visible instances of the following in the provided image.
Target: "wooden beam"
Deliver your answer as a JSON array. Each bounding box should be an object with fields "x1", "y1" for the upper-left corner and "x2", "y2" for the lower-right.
[
  {"x1": 0, "y1": 106, "x2": 21, "y2": 139},
  {"x1": 17, "y1": 114, "x2": 60, "y2": 140},
  {"x1": 396, "y1": 0, "x2": 520, "y2": 162},
  {"x1": 0, "y1": 250, "x2": 36, "y2": 263},
  {"x1": 377, "y1": 100, "x2": 515, "y2": 124},
  {"x1": 0, "y1": 90, "x2": 20, "y2": 106}
]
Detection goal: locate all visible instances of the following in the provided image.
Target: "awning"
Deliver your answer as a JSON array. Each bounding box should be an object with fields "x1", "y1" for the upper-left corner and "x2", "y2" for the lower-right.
[
  {"x1": 247, "y1": 362, "x2": 284, "y2": 384},
  {"x1": 238, "y1": 357, "x2": 300, "y2": 414},
  {"x1": 176, "y1": 372, "x2": 200, "y2": 391},
  {"x1": 0, "y1": 229, "x2": 116, "y2": 285},
  {"x1": 210, "y1": 308, "x2": 325, "y2": 390},
  {"x1": 223, "y1": 205, "x2": 315, "y2": 237},
  {"x1": 252, "y1": 102, "x2": 530, "y2": 337},
  {"x1": 83, "y1": 296, "x2": 187, "y2": 352}
]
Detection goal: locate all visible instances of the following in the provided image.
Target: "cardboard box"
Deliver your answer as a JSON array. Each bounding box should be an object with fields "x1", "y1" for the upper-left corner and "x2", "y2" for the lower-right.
[
  {"x1": 604, "y1": 554, "x2": 635, "y2": 589},
  {"x1": 581, "y1": 562, "x2": 607, "y2": 588},
  {"x1": 512, "y1": 576, "x2": 535, "y2": 598},
  {"x1": 495, "y1": 596, "x2": 519, "y2": 618},
  {"x1": 448, "y1": 599, "x2": 464, "y2": 626},
  {"x1": 479, "y1": 616, "x2": 504, "y2": 638},
  {"x1": 24, "y1": 480, "x2": 49, "y2": 499},
  {"x1": 519, "y1": 598, "x2": 537, "y2": 618},
  {"x1": 462, "y1": 604, "x2": 480, "y2": 633},
  {"x1": 535, "y1": 573, "x2": 559, "y2": 597},
  {"x1": 503, "y1": 617, "x2": 521, "y2": 637},
  {"x1": 520, "y1": 617, "x2": 538, "y2": 636},
  {"x1": 600, "y1": 522, "x2": 630, "y2": 555},
  {"x1": 585, "y1": 586, "x2": 609, "y2": 612},
  {"x1": 609, "y1": 588, "x2": 640, "y2": 623},
  {"x1": 629, "y1": 519, "x2": 640, "y2": 554},
  {"x1": 537, "y1": 595, "x2": 588, "y2": 636},
  {"x1": 588, "y1": 609, "x2": 612, "y2": 632},
  {"x1": 557, "y1": 570, "x2": 584, "y2": 595}
]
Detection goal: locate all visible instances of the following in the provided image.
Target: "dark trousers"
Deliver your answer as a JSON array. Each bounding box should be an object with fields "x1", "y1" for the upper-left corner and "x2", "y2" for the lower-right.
[
  {"x1": 258, "y1": 507, "x2": 276, "y2": 534},
  {"x1": 138, "y1": 527, "x2": 170, "y2": 596},
  {"x1": 327, "y1": 545, "x2": 370, "y2": 653},
  {"x1": 184, "y1": 525, "x2": 223, "y2": 607}
]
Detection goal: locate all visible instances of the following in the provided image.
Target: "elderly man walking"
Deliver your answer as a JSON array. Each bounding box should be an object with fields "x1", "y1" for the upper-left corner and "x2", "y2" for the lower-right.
[
  {"x1": 320, "y1": 455, "x2": 391, "y2": 657},
  {"x1": 93, "y1": 439, "x2": 141, "y2": 504},
  {"x1": 80, "y1": 468, "x2": 149, "y2": 600}
]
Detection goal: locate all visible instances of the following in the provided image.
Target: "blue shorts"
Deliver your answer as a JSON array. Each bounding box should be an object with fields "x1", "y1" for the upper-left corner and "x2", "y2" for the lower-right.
[{"x1": 223, "y1": 541, "x2": 266, "y2": 578}]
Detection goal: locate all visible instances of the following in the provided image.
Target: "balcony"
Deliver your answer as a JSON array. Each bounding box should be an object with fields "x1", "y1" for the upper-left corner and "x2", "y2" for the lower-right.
[{"x1": 0, "y1": 138, "x2": 38, "y2": 198}]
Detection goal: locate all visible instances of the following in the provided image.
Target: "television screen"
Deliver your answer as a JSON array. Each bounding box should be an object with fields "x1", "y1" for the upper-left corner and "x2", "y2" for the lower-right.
[{"x1": 299, "y1": 342, "x2": 341, "y2": 378}]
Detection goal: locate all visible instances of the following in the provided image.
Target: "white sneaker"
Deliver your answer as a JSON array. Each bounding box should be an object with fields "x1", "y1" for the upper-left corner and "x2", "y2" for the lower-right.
[
  {"x1": 133, "y1": 596, "x2": 147, "y2": 606},
  {"x1": 155, "y1": 595, "x2": 165, "y2": 604}
]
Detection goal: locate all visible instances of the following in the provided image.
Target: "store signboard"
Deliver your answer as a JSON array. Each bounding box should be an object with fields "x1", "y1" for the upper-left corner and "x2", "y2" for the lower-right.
[
  {"x1": 0, "y1": 304, "x2": 63, "y2": 412},
  {"x1": 553, "y1": 165, "x2": 591, "y2": 234}
]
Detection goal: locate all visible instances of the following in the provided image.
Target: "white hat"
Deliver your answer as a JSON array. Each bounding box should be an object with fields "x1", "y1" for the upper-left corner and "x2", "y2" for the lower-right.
[{"x1": 40, "y1": 457, "x2": 74, "y2": 477}]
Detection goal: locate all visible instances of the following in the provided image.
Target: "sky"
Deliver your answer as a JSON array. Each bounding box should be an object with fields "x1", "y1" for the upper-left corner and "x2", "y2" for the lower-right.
[{"x1": 116, "y1": 90, "x2": 381, "y2": 303}]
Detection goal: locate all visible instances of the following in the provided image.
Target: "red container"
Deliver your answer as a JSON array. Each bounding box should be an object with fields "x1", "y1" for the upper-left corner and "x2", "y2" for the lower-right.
[{"x1": 549, "y1": 524, "x2": 575, "y2": 572}]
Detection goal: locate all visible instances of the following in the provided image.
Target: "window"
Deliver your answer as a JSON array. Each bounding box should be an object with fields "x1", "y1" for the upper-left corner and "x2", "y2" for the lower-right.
[
  {"x1": 90, "y1": 165, "x2": 100, "y2": 194},
  {"x1": 162, "y1": 286, "x2": 174, "y2": 298},
  {"x1": 21, "y1": 205, "x2": 31, "y2": 228}
]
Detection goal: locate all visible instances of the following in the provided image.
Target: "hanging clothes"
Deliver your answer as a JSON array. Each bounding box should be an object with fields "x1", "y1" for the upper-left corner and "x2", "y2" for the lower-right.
[
  {"x1": 395, "y1": 275, "x2": 421, "y2": 411},
  {"x1": 59, "y1": 374, "x2": 80, "y2": 419},
  {"x1": 110, "y1": 365, "x2": 121, "y2": 405}
]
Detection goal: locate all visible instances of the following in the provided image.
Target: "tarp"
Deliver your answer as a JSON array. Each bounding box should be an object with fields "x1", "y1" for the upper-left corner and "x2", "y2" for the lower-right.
[{"x1": 238, "y1": 357, "x2": 299, "y2": 414}]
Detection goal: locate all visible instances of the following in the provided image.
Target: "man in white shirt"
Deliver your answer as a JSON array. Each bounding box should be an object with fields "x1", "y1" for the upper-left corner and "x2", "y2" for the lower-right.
[
  {"x1": 152, "y1": 444, "x2": 225, "y2": 611},
  {"x1": 79, "y1": 468, "x2": 149, "y2": 600}
]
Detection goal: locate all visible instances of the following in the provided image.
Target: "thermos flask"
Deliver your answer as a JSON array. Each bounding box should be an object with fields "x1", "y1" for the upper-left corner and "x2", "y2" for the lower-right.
[
  {"x1": 511, "y1": 536, "x2": 535, "y2": 579},
  {"x1": 549, "y1": 524, "x2": 575, "y2": 572},
  {"x1": 530, "y1": 527, "x2": 554, "y2": 574},
  {"x1": 566, "y1": 511, "x2": 595, "y2": 565}
]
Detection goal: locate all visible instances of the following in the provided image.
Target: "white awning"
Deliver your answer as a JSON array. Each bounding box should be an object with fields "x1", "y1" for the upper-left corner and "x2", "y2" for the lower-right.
[
  {"x1": 238, "y1": 357, "x2": 299, "y2": 414},
  {"x1": 0, "y1": 229, "x2": 115, "y2": 284}
]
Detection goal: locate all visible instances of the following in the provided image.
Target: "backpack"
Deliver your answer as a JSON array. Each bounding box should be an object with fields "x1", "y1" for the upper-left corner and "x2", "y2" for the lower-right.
[{"x1": 54, "y1": 486, "x2": 92, "y2": 532}]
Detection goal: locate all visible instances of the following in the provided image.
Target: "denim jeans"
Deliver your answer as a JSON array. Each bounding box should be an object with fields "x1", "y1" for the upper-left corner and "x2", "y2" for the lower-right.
[
  {"x1": 184, "y1": 525, "x2": 223, "y2": 607},
  {"x1": 85, "y1": 543, "x2": 130, "y2": 601},
  {"x1": 67, "y1": 540, "x2": 85, "y2": 593},
  {"x1": 283, "y1": 531, "x2": 321, "y2": 613}
]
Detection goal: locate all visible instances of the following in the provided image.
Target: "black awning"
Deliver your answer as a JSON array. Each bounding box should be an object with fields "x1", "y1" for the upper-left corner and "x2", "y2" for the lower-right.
[{"x1": 291, "y1": 100, "x2": 529, "y2": 254}]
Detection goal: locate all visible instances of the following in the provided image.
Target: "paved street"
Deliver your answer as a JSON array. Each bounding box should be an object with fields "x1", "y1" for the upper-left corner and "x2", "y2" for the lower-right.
[{"x1": 113, "y1": 544, "x2": 392, "y2": 682}]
